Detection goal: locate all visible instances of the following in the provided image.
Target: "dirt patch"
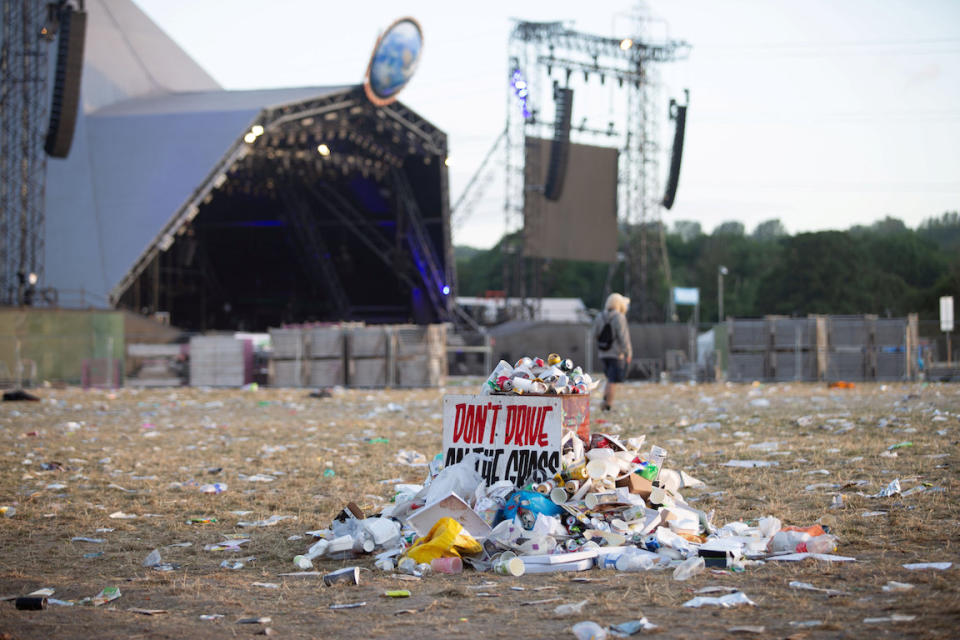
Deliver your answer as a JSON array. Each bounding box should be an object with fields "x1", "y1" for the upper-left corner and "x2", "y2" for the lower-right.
[{"x1": 0, "y1": 381, "x2": 957, "y2": 639}]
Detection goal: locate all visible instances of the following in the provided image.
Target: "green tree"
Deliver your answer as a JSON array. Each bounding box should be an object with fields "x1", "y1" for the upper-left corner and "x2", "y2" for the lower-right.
[{"x1": 752, "y1": 218, "x2": 787, "y2": 241}]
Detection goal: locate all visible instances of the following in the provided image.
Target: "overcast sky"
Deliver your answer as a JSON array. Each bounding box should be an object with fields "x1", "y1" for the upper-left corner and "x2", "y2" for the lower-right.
[{"x1": 133, "y1": 0, "x2": 960, "y2": 249}]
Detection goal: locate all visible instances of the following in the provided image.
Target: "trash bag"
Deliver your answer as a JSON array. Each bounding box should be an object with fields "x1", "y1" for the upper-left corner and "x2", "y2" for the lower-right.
[
  {"x1": 423, "y1": 453, "x2": 484, "y2": 506},
  {"x1": 404, "y1": 517, "x2": 482, "y2": 564}
]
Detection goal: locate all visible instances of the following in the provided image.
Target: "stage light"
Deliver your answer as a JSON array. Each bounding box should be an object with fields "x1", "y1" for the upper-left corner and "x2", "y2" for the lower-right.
[
  {"x1": 511, "y1": 68, "x2": 532, "y2": 119},
  {"x1": 243, "y1": 132, "x2": 257, "y2": 144},
  {"x1": 317, "y1": 144, "x2": 331, "y2": 156},
  {"x1": 620, "y1": 38, "x2": 633, "y2": 50},
  {"x1": 28, "y1": 273, "x2": 38, "y2": 285},
  {"x1": 442, "y1": 285, "x2": 450, "y2": 295},
  {"x1": 251, "y1": 125, "x2": 264, "y2": 136}
]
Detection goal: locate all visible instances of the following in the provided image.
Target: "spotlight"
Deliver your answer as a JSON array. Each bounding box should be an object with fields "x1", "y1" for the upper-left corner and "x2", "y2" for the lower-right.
[
  {"x1": 620, "y1": 38, "x2": 633, "y2": 50},
  {"x1": 28, "y1": 272, "x2": 38, "y2": 285},
  {"x1": 243, "y1": 132, "x2": 257, "y2": 144},
  {"x1": 444, "y1": 157, "x2": 451, "y2": 167},
  {"x1": 317, "y1": 144, "x2": 331, "y2": 156},
  {"x1": 442, "y1": 285, "x2": 450, "y2": 295},
  {"x1": 251, "y1": 125, "x2": 264, "y2": 136}
]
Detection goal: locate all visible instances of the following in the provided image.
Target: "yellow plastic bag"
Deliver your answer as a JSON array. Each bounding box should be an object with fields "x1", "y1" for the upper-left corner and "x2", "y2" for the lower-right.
[{"x1": 404, "y1": 517, "x2": 482, "y2": 564}]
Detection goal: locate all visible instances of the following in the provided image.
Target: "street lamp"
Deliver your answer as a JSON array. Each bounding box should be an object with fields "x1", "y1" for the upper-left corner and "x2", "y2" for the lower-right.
[{"x1": 717, "y1": 265, "x2": 728, "y2": 324}]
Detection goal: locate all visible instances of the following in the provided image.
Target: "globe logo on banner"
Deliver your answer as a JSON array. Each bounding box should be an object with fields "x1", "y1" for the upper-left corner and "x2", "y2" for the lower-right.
[{"x1": 363, "y1": 17, "x2": 423, "y2": 106}]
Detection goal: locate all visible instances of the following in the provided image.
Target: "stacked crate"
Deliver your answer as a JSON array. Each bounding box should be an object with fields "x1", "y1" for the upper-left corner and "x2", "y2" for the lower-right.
[
  {"x1": 307, "y1": 325, "x2": 346, "y2": 387},
  {"x1": 189, "y1": 335, "x2": 251, "y2": 387},
  {"x1": 727, "y1": 316, "x2": 825, "y2": 382},
  {"x1": 874, "y1": 318, "x2": 909, "y2": 381},
  {"x1": 269, "y1": 325, "x2": 349, "y2": 387},
  {"x1": 270, "y1": 327, "x2": 307, "y2": 387},
  {"x1": 726, "y1": 319, "x2": 766, "y2": 382},
  {"x1": 394, "y1": 324, "x2": 447, "y2": 387},
  {"x1": 827, "y1": 315, "x2": 869, "y2": 381},
  {"x1": 268, "y1": 323, "x2": 447, "y2": 388},
  {"x1": 346, "y1": 325, "x2": 391, "y2": 387},
  {"x1": 769, "y1": 316, "x2": 819, "y2": 381}
]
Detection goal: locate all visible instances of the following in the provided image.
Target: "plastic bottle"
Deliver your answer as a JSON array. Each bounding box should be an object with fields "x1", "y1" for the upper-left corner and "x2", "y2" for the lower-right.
[
  {"x1": 647, "y1": 446, "x2": 667, "y2": 481},
  {"x1": 672, "y1": 555, "x2": 705, "y2": 581},
  {"x1": 796, "y1": 534, "x2": 837, "y2": 554}
]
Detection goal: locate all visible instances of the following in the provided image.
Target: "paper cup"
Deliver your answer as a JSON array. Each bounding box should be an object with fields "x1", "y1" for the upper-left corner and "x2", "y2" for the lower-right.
[
  {"x1": 493, "y1": 554, "x2": 525, "y2": 577},
  {"x1": 15, "y1": 596, "x2": 47, "y2": 610},
  {"x1": 323, "y1": 566, "x2": 360, "y2": 586},
  {"x1": 584, "y1": 490, "x2": 619, "y2": 509},
  {"x1": 550, "y1": 486, "x2": 569, "y2": 505}
]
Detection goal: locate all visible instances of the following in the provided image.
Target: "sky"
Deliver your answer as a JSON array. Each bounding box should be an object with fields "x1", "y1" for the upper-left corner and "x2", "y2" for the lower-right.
[{"x1": 133, "y1": 0, "x2": 960, "y2": 249}]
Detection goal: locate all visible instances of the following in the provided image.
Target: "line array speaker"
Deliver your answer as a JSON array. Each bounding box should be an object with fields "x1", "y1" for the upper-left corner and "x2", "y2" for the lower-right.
[
  {"x1": 544, "y1": 87, "x2": 574, "y2": 202},
  {"x1": 662, "y1": 92, "x2": 688, "y2": 210},
  {"x1": 45, "y1": 7, "x2": 87, "y2": 158}
]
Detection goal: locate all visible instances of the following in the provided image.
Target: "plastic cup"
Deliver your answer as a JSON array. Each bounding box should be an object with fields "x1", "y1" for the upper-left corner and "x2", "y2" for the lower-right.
[
  {"x1": 586, "y1": 459, "x2": 608, "y2": 480},
  {"x1": 430, "y1": 556, "x2": 463, "y2": 574},
  {"x1": 550, "y1": 486, "x2": 569, "y2": 505}
]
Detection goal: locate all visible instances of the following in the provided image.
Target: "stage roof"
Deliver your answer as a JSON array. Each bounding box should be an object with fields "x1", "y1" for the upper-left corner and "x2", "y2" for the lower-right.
[{"x1": 44, "y1": 1, "x2": 452, "y2": 328}]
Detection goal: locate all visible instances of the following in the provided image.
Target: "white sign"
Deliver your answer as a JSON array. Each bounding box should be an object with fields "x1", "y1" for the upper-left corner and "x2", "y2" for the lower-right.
[
  {"x1": 442, "y1": 394, "x2": 562, "y2": 486},
  {"x1": 673, "y1": 287, "x2": 699, "y2": 306},
  {"x1": 941, "y1": 296, "x2": 954, "y2": 332}
]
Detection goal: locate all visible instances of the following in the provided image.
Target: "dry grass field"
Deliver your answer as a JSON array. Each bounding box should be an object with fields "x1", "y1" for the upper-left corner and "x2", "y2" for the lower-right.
[{"x1": 0, "y1": 380, "x2": 957, "y2": 639}]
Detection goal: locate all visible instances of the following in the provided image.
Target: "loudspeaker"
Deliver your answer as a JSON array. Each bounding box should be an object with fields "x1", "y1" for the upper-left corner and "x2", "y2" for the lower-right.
[
  {"x1": 662, "y1": 93, "x2": 688, "y2": 210},
  {"x1": 544, "y1": 87, "x2": 574, "y2": 202},
  {"x1": 45, "y1": 8, "x2": 86, "y2": 158}
]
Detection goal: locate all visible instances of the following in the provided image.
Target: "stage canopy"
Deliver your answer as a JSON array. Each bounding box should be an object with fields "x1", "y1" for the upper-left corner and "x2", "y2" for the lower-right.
[{"x1": 44, "y1": 0, "x2": 452, "y2": 331}]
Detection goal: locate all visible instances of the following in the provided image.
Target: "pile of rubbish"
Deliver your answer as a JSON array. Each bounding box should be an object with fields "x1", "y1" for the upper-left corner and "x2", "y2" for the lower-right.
[
  {"x1": 294, "y1": 355, "x2": 841, "y2": 581},
  {"x1": 481, "y1": 354, "x2": 600, "y2": 395}
]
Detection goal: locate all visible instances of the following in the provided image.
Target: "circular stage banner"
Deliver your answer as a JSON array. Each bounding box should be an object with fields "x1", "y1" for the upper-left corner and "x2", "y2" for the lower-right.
[{"x1": 364, "y1": 17, "x2": 423, "y2": 106}]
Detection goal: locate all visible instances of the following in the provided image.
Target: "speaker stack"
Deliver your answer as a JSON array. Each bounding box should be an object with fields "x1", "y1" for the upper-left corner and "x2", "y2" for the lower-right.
[
  {"x1": 45, "y1": 5, "x2": 87, "y2": 158},
  {"x1": 662, "y1": 92, "x2": 688, "y2": 210},
  {"x1": 543, "y1": 87, "x2": 574, "y2": 202}
]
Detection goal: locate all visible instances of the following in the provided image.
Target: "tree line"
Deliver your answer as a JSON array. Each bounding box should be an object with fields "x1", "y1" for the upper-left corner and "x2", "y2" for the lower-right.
[{"x1": 455, "y1": 211, "x2": 960, "y2": 323}]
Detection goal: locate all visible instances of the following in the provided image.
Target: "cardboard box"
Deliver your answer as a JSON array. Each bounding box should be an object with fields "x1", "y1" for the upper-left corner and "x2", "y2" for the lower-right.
[
  {"x1": 616, "y1": 473, "x2": 653, "y2": 499},
  {"x1": 405, "y1": 492, "x2": 492, "y2": 540}
]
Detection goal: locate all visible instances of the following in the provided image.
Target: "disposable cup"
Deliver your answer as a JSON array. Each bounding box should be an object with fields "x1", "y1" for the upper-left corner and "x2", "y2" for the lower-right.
[
  {"x1": 586, "y1": 459, "x2": 608, "y2": 480},
  {"x1": 550, "y1": 487, "x2": 569, "y2": 505},
  {"x1": 430, "y1": 556, "x2": 463, "y2": 574},
  {"x1": 323, "y1": 566, "x2": 360, "y2": 586},
  {"x1": 493, "y1": 554, "x2": 525, "y2": 577}
]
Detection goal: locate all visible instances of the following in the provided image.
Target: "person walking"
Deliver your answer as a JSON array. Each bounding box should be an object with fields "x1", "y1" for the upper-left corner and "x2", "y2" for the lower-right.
[{"x1": 594, "y1": 292, "x2": 632, "y2": 411}]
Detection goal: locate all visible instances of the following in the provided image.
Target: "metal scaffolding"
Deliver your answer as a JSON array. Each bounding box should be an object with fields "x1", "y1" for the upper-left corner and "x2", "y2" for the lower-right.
[
  {"x1": 0, "y1": 0, "x2": 50, "y2": 305},
  {"x1": 504, "y1": 15, "x2": 688, "y2": 321}
]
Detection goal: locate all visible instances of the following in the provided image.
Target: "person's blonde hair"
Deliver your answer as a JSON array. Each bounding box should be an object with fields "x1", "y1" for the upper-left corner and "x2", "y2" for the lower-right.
[{"x1": 604, "y1": 292, "x2": 630, "y2": 314}]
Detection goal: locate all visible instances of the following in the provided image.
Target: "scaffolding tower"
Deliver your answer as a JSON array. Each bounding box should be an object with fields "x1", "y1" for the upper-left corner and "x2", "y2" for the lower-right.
[
  {"x1": 504, "y1": 15, "x2": 688, "y2": 321},
  {"x1": 0, "y1": 0, "x2": 50, "y2": 305}
]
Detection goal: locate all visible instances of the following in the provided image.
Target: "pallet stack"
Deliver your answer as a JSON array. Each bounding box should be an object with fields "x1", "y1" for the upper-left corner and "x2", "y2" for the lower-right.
[
  {"x1": 726, "y1": 314, "x2": 918, "y2": 382},
  {"x1": 347, "y1": 325, "x2": 391, "y2": 387},
  {"x1": 267, "y1": 323, "x2": 446, "y2": 388},
  {"x1": 394, "y1": 324, "x2": 446, "y2": 388},
  {"x1": 189, "y1": 335, "x2": 252, "y2": 387}
]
